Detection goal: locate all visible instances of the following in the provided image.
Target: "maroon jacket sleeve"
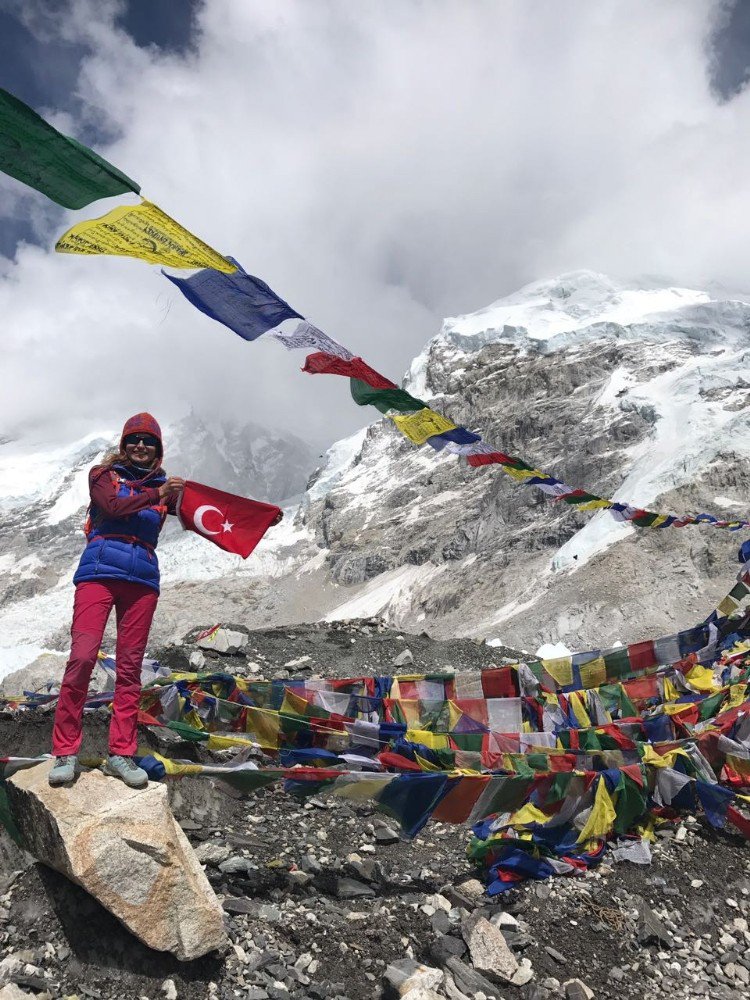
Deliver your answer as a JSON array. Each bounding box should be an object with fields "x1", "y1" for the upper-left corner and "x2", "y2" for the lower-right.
[{"x1": 89, "y1": 467, "x2": 162, "y2": 518}]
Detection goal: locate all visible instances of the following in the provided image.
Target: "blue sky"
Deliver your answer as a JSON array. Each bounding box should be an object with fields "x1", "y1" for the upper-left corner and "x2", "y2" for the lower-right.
[
  {"x1": 2, "y1": 1, "x2": 750, "y2": 446},
  {"x1": 0, "y1": 0, "x2": 199, "y2": 255}
]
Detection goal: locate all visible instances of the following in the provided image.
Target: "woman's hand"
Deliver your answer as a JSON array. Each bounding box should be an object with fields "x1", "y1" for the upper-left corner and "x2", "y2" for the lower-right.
[
  {"x1": 158, "y1": 476, "x2": 186, "y2": 500},
  {"x1": 271, "y1": 511, "x2": 284, "y2": 525}
]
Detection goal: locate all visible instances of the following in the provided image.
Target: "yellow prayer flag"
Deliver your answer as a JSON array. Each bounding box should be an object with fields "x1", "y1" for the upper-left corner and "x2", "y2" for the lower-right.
[
  {"x1": 152, "y1": 752, "x2": 203, "y2": 777},
  {"x1": 414, "y1": 753, "x2": 442, "y2": 772},
  {"x1": 717, "y1": 595, "x2": 740, "y2": 617},
  {"x1": 573, "y1": 498, "x2": 613, "y2": 511},
  {"x1": 576, "y1": 776, "x2": 617, "y2": 843},
  {"x1": 246, "y1": 706, "x2": 280, "y2": 749},
  {"x1": 542, "y1": 656, "x2": 574, "y2": 688},
  {"x1": 579, "y1": 656, "x2": 607, "y2": 689},
  {"x1": 182, "y1": 708, "x2": 204, "y2": 731},
  {"x1": 406, "y1": 729, "x2": 450, "y2": 750},
  {"x1": 509, "y1": 802, "x2": 551, "y2": 827},
  {"x1": 393, "y1": 699, "x2": 423, "y2": 727},
  {"x1": 281, "y1": 688, "x2": 310, "y2": 716},
  {"x1": 662, "y1": 677, "x2": 680, "y2": 703},
  {"x1": 685, "y1": 664, "x2": 719, "y2": 693},
  {"x1": 500, "y1": 466, "x2": 545, "y2": 482},
  {"x1": 728, "y1": 683, "x2": 748, "y2": 708},
  {"x1": 448, "y1": 701, "x2": 463, "y2": 731},
  {"x1": 568, "y1": 691, "x2": 591, "y2": 728},
  {"x1": 206, "y1": 733, "x2": 257, "y2": 750},
  {"x1": 726, "y1": 754, "x2": 750, "y2": 778},
  {"x1": 389, "y1": 408, "x2": 457, "y2": 445},
  {"x1": 55, "y1": 199, "x2": 236, "y2": 272}
]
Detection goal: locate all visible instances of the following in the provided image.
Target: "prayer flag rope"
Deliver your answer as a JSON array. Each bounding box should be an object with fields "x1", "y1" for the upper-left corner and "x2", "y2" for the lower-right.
[
  {"x1": 1, "y1": 88, "x2": 745, "y2": 530},
  {"x1": 4, "y1": 575, "x2": 750, "y2": 889},
  {"x1": 164, "y1": 264, "x2": 750, "y2": 531}
]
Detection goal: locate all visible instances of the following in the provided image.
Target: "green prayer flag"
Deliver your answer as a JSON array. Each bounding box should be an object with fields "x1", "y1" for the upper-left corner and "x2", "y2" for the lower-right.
[
  {"x1": 631, "y1": 512, "x2": 660, "y2": 527},
  {"x1": 698, "y1": 689, "x2": 727, "y2": 722},
  {"x1": 603, "y1": 647, "x2": 631, "y2": 678},
  {"x1": 165, "y1": 720, "x2": 209, "y2": 742},
  {"x1": 450, "y1": 732, "x2": 484, "y2": 752},
  {"x1": 563, "y1": 491, "x2": 601, "y2": 506},
  {"x1": 546, "y1": 772, "x2": 575, "y2": 803},
  {"x1": 526, "y1": 752, "x2": 551, "y2": 773},
  {"x1": 215, "y1": 769, "x2": 280, "y2": 794},
  {"x1": 349, "y1": 378, "x2": 427, "y2": 414},
  {"x1": 0, "y1": 88, "x2": 140, "y2": 209},
  {"x1": 613, "y1": 773, "x2": 648, "y2": 835},
  {"x1": 579, "y1": 729, "x2": 602, "y2": 751}
]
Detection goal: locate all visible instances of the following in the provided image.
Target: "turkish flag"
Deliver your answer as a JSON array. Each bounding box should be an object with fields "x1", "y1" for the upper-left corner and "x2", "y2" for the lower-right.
[{"x1": 178, "y1": 481, "x2": 282, "y2": 559}]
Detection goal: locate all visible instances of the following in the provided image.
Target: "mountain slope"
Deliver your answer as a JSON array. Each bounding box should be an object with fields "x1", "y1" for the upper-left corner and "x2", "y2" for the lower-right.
[
  {"x1": 299, "y1": 271, "x2": 750, "y2": 648},
  {"x1": 3, "y1": 271, "x2": 750, "y2": 681}
]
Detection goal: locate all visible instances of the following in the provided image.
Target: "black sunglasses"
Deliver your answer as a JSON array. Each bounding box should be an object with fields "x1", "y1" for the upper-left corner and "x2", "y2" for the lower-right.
[{"x1": 123, "y1": 433, "x2": 159, "y2": 449}]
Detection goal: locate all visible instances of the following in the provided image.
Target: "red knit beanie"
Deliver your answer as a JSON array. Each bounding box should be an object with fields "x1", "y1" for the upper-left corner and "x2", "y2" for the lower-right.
[{"x1": 120, "y1": 412, "x2": 163, "y2": 458}]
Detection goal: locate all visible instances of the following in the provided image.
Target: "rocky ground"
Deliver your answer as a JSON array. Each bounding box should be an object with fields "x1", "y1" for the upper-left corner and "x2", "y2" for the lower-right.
[{"x1": 1, "y1": 620, "x2": 749, "y2": 1000}]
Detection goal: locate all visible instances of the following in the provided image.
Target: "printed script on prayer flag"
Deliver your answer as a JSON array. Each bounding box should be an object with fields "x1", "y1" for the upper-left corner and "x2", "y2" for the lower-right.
[{"x1": 56, "y1": 201, "x2": 236, "y2": 272}]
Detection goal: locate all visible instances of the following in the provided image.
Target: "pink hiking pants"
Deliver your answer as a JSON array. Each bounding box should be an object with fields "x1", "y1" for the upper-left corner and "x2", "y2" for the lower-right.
[{"x1": 52, "y1": 580, "x2": 159, "y2": 756}]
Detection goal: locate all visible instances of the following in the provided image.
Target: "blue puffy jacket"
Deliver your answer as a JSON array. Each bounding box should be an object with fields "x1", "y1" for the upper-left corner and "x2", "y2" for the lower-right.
[{"x1": 73, "y1": 463, "x2": 169, "y2": 593}]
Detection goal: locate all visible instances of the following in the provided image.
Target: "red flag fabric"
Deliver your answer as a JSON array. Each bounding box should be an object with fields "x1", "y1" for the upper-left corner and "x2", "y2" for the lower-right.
[
  {"x1": 302, "y1": 351, "x2": 397, "y2": 389},
  {"x1": 178, "y1": 480, "x2": 282, "y2": 559}
]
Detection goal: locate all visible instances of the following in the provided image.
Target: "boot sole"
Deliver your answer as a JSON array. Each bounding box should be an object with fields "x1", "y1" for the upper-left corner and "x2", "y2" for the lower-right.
[
  {"x1": 101, "y1": 767, "x2": 148, "y2": 789},
  {"x1": 48, "y1": 775, "x2": 76, "y2": 786}
]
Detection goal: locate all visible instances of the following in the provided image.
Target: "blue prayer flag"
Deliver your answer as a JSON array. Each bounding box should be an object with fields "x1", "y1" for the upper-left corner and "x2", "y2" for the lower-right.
[
  {"x1": 375, "y1": 772, "x2": 453, "y2": 838},
  {"x1": 427, "y1": 427, "x2": 482, "y2": 451},
  {"x1": 164, "y1": 257, "x2": 303, "y2": 341},
  {"x1": 695, "y1": 780, "x2": 734, "y2": 828}
]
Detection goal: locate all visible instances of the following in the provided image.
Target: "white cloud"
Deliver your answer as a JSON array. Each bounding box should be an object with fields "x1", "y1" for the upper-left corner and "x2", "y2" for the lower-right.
[{"x1": 1, "y1": 0, "x2": 745, "y2": 446}]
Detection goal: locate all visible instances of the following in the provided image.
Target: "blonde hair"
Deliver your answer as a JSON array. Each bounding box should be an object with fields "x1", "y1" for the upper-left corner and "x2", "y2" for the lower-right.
[{"x1": 97, "y1": 449, "x2": 161, "y2": 471}]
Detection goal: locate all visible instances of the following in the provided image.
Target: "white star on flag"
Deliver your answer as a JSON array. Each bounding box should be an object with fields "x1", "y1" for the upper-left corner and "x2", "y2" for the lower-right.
[{"x1": 221, "y1": 519, "x2": 234, "y2": 533}]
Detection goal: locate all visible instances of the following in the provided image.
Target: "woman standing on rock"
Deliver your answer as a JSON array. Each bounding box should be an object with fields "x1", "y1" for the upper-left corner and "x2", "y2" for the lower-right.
[{"x1": 49, "y1": 413, "x2": 184, "y2": 789}]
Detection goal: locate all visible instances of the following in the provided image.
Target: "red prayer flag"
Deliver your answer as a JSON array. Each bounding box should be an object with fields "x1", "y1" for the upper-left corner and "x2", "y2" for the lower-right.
[
  {"x1": 628, "y1": 640, "x2": 657, "y2": 672},
  {"x1": 467, "y1": 452, "x2": 514, "y2": 468},
  {"x1": 302, "y1": 351, "x2": 397, "y2": 389},
  {"x1": 178, "y1": 480, "x2": 282, "y2": 559},
  {"x1": 727, "y1": 805, "x2": 750, "y2": 839}
]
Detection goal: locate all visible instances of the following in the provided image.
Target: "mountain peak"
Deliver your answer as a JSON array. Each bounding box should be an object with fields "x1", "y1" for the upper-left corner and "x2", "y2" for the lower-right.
[{"x1": 439, "y1": 270, "x2": 720, "y2": 353}]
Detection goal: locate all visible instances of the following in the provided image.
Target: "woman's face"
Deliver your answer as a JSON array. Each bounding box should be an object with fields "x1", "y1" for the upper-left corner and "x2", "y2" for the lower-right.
[{"x1": 123, "y1": 433, "x2": 159, "y2": 467}]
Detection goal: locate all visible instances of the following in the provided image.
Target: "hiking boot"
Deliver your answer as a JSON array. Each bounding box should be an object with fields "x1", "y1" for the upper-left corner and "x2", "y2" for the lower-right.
[
  {"x1": 102, "y1": 755, "x2": 148, "y2": 789},
  {"x1": 48, "y1": 755, "x2": 78, "y2": 786}
]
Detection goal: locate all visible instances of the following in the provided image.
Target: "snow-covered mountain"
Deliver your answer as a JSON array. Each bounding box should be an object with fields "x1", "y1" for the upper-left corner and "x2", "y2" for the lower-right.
[
  {"x1": 299, "y1": 270, "x2": 750, "y2": 647},
  {"x1": 4, "y1": 270, "x2": 750, "y2": 685}
]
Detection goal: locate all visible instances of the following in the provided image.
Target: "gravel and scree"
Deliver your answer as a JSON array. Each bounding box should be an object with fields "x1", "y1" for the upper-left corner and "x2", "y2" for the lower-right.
[{"x1": 1, "y1": 619, "x2": 749, "y2": 1000}]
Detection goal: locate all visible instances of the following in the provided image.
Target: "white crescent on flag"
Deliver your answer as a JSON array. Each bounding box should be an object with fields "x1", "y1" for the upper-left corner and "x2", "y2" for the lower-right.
[{"x1": 193, "y1": 504, "x2": 224, "y2": 536}]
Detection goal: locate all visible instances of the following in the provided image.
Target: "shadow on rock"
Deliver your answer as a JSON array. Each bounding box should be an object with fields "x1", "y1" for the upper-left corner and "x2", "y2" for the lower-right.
[{"x1": 36, "y1": 864, "x2": 225, "y2": 983}]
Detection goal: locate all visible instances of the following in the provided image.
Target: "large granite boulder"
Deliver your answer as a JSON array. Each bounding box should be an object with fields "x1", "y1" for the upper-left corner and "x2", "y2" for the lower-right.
[{"x1": 6, "y1": 760, "x2": 227, "y2": 961}]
